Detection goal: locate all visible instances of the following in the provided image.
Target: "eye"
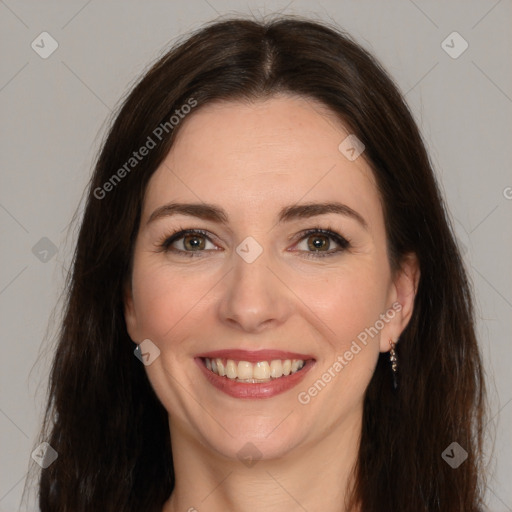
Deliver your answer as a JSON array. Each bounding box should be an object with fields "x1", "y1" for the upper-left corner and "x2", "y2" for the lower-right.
[
  {"x1": 293, "y1": 228, "x2": 350, "y2": 258},
  {"x1": 158, "y1": 229, "x2": 218, "y2": 257}
]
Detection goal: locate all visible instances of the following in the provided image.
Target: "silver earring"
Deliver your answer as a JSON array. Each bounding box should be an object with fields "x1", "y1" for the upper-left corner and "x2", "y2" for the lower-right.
[{"x1": 389, "y1": 338, "x2": 398, "y2": 390}]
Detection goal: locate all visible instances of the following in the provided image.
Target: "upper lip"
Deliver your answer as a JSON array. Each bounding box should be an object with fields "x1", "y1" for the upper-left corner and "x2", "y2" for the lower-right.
[{"x1": 196, "y1": 349, "x2": 315, "y2": 363}]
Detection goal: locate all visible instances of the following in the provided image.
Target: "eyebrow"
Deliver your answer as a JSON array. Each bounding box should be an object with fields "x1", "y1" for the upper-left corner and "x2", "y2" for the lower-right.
[{"x1": 146, "y1": 201, "x2": 368, "y2": 230}]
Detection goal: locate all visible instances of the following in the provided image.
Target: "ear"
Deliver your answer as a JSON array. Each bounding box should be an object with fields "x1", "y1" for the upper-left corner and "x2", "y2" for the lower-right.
[
  {"x1": 123, "y1": 279, "x2": 140, "y2": 343},
  {"x1": 379, "y1": 252, "x2": 420, "y2": 353}
]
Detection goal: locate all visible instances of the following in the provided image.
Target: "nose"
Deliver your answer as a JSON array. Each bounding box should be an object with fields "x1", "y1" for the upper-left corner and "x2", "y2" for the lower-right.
[{"x1": 217, "y1": 244, "x2": 293, "y2": 333}]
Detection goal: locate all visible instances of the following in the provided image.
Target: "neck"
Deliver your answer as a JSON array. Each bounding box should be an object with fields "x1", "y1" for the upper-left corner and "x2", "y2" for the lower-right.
[{"x1": 162, "y1": 409, "x2": 362, "y2": 512}]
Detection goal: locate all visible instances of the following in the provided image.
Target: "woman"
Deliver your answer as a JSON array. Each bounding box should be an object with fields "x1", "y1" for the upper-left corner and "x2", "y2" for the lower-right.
[{"x1": 32, "y1": 16, "x2": 487, "y2": 512}]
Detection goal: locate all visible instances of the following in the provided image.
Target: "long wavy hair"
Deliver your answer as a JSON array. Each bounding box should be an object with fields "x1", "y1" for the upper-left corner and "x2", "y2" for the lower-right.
[{"x1": 28, "y1": 15, "x2": 487, "y2": 512}]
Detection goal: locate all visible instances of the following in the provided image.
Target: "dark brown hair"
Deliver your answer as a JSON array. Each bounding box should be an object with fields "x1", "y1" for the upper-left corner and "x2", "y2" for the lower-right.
[{"x1": 29, "y1": 15, "x2": 487, "y2": 512}]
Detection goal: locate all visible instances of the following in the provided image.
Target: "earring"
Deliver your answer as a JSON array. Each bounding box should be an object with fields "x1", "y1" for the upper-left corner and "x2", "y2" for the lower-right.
[{"x1": 389, "y1": 338, "x2": 398, "y2": 390}]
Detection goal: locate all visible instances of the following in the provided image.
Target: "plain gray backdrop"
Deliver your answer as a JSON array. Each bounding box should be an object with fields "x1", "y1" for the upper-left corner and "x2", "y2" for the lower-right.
[{"x1": 1, "y1": 1, "x2": 511, "y2": 511}]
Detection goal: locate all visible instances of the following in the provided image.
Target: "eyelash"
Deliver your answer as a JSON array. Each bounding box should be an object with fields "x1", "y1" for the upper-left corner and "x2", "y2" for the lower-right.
[{"x1": 156, "y1": 225, "x2": 350, "y2": 259}]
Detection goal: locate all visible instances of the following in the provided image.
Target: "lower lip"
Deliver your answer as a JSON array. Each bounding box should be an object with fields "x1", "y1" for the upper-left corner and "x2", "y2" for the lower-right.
[{"x1": 195, "y1": 357, "x2": 316, "y2": 399}]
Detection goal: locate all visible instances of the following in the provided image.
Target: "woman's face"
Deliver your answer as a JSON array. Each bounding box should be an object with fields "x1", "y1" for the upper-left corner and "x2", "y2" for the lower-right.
[{"x1": 124, "y1": 95, "x2": 418, "y2": 461}]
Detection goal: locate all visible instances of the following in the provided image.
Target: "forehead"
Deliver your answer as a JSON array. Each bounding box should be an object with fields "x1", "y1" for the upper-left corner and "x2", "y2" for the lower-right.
[{"x1": 142, "y1": 95, "x2": 381, "y2": 225}]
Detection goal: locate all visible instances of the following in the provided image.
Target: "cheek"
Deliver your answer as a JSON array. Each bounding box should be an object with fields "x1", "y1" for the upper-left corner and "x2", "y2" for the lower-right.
[
  {"x1": 130, "y1": 259, "x2": 212, "y2": 344},
  {"x1": 291, "y1": 264, "x2": 389, "y2": 414},
  {"x1": 294, "y1": 261, "x2": 389, "y2": 346},
  {"x1": 314, "y1": 275, "x2": 386, "y2": 395}
]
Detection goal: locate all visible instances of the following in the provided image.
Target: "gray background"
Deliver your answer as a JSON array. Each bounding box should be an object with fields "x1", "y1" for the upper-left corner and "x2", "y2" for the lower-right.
[{"x1": 0, "y1": 1, "x2": 511, "y2": 510}]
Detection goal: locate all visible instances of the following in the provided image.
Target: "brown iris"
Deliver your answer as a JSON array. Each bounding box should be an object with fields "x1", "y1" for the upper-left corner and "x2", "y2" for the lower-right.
[
  {"x1": 307, "y1": 234, "x2": 330, "y2": 251},
  {"x1": 183, "y1": 234, "x2": 206, "y2": 251}
]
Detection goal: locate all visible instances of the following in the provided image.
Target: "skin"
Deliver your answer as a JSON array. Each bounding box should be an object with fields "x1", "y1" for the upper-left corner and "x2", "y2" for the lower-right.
[{"x1": 124, "y1": 95, "x2": 420, "y2": 512}]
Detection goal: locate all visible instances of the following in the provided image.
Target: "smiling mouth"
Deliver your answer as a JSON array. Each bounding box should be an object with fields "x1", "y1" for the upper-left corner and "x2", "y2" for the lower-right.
[{"x1": 200, "y1": 357, "x2": 312, "y2": 383}]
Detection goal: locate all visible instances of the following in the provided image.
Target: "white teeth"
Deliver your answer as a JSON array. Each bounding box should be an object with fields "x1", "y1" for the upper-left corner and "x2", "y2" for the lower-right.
[
  {"x1": 253, "y1": 361, "x2": 270, "y2": 380},
  {"x1": 226, "y1": 360, "x2": 237, "y2": 379},
  {"x1": 216, "y1": 359, "x2": 226, "y2": 377},
  {"x1": 291, "y1": 360, "x2": 301, "y2": 373},
  {"x1": 204, "y1": 358, "x2": 306, "y2": 380},
  {"x1": 237, "y1": 361, "x2": 253, "y2": 380},
  {"x1": 269, "y1": 360, "x2": 282, "y2": 378}
]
